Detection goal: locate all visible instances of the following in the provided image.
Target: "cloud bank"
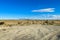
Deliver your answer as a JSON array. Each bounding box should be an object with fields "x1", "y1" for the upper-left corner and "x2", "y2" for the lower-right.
[
  {"x1": 32, "y1": 8, "x2": 55, "y2": 12},
  {"x1": 28, "y1": 14, "x2": 60, "y2": 20}
]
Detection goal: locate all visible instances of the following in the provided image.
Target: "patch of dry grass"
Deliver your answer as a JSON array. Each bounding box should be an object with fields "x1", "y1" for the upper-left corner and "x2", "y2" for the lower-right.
[{"x1": 0, "y1": 20, "x2": 60, "y2": 26}]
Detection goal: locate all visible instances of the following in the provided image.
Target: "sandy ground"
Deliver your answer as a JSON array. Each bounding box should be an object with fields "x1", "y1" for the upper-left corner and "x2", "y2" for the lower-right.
[{"x1": 0, "y1": 25, "x2": 60, "y2": 40}]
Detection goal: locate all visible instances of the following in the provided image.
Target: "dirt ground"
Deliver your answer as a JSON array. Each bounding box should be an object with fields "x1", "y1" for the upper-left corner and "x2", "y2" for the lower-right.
[{"x1": 0, "y1": 24, "x2": 60, "y2": 40}]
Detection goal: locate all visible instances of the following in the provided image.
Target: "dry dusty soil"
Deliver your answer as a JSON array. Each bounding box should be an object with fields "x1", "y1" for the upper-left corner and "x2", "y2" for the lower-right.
[{"x1": 0, "y1": 25, "x2": 60, "y2": 40}]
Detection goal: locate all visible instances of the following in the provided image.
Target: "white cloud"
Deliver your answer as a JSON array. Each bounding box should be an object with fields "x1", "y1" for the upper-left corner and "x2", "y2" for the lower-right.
[
  {"x1": 28, "y1": 14, "x2": 60, "y2": 20},
  {"x1": 43, "y1": 15, "x2": 60, "y2": 19},
  {"x1": 52, "y1": 15, "x2": 60, "y2": 19},
  {"x1": 32, "y1": 8, "x2": 55, "y2": 12}
]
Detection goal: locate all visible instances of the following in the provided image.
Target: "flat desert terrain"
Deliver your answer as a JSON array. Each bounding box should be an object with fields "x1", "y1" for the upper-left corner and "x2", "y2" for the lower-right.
[{"x1": 0, "y1": 20, "x2": 60, "y2": 40}]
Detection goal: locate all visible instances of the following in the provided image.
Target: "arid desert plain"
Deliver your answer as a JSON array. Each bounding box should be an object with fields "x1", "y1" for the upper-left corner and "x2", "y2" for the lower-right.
[{"x1": 0, "y1": 20, "x2": 60, "y2": 40}]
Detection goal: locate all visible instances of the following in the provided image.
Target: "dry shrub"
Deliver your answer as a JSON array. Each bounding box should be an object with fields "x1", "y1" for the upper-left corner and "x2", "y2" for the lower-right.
[
  {"x1": 42, "y1": 20, "x2": 54, "y2": 25},
  {"x1": 18, "y1": 22, "x2": 22, "y2": 24},
  {"x1": 2, "y1": 29, "x2": 6, "y2": 31},
  {"x1": 48, "y1": 21, "x2": 54, "y2": 25},
  {"x1": 0, "y1": 22, "x2": 4, "y2": 25}
]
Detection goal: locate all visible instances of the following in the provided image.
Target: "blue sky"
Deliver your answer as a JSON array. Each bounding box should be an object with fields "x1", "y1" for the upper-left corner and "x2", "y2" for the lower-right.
[{"x1": 0, "y1": 0, "x2": 60, "y2": 19}]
